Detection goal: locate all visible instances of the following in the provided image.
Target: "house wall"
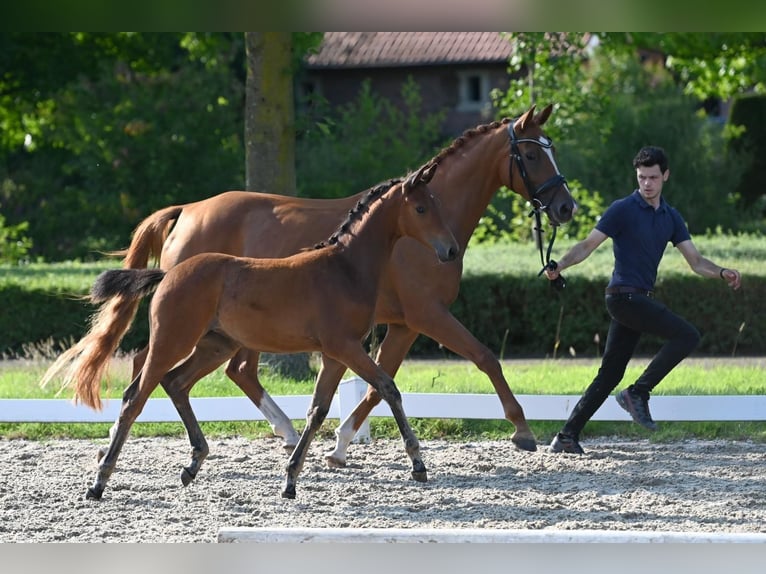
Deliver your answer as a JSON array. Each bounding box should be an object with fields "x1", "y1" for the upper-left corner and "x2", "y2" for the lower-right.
[{"x1": 303, "y1": 64, "x2": 512, "y2": 138}]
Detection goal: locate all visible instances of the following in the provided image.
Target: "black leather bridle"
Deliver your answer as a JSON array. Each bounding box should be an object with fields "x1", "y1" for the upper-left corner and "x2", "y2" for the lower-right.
[{"x1": 507, "y1": 121, "x2": 568, "y2": 290}]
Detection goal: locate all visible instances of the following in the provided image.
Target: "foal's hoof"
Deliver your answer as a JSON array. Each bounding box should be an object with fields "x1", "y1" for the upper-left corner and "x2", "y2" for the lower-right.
[
  {"x1": 180, "y1": 467, "x2": 196, "y2": 487},
  {"x1": 511, "y1": 432, "x2": 538, "y2": 452},
  {"x1": 324, "y1": 454, "x2": 347, "y2": 469},
  {"x1": 85, "y1": 487, "x2": 103, "y2": 501},
  {"x1": 283, "y1": 443, "x2": 297, "y2": 455},
  {"x1": 411, "y1": 469, "x2": 428, "y2": 483}
]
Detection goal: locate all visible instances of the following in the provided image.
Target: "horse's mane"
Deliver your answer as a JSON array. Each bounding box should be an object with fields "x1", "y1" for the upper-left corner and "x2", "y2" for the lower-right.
[
  {"x1": 313, "y1": 177, "x2": 404, "y2": 249},
  {"x1": 428, "y1": 117, "x2": 512, "y2": 168},
  {"x1": 311, "y1": 118, "x2": 512, "y2": 251}
]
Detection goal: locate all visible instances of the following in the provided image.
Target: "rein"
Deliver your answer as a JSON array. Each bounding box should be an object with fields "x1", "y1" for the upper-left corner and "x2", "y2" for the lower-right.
[{"x1": 507, "y1": 121, "x2": 566, "y2": 291}]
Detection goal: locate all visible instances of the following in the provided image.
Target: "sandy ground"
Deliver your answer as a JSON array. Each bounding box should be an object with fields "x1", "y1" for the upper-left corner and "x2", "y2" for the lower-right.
[{"x1": 1, "y1": 434, "x2": 765, "y2": 543}]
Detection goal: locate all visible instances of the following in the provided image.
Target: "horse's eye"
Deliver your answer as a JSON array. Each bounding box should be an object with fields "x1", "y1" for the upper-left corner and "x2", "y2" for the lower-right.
[
  {"x1": 525, "y1": 152, "x2": 537, "y2": 161},
  {"x1": 416, "y1": 206, "x2": 426, "y2": 214}
]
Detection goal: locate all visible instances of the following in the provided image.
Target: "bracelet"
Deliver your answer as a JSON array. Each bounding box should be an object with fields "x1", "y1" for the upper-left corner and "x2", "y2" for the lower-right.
[{"x1": 720, "y1": 268, "x2": 727, "y2": 279}]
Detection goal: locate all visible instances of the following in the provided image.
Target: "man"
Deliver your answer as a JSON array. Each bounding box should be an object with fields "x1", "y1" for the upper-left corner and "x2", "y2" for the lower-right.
[{"x1": 544, "y1": 146, "x2": 742, "y2": 454}]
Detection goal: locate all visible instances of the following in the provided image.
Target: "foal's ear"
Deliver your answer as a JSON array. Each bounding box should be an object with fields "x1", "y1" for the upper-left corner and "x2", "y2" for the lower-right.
[{"x1": 405, "y1": 162, "x2": 436, "y2": 190}]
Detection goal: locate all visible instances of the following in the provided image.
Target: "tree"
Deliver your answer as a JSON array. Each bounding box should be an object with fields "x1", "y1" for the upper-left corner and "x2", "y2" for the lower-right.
[{"x1": 244, "y1": 32, "x2": 296, "y2": 195}]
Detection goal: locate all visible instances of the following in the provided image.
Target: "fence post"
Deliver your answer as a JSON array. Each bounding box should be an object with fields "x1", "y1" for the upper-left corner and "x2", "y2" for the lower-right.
[{"x1": 338, "y1": 377, "x2": 370, "y2": 443}]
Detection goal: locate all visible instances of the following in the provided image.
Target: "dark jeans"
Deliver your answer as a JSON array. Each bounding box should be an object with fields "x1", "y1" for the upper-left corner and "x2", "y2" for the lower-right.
[{"x1": 561, "y1": 292, "x2": 701, "y2": 438}]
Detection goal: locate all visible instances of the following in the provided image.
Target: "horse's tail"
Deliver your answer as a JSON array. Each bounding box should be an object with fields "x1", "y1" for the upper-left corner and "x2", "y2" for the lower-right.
[
  {"x1": 109, "y1": 204, "x2": 184, "y2": 269},
  {"x1": 40, "y1": 269, "x2": 166, "y2": 411}
]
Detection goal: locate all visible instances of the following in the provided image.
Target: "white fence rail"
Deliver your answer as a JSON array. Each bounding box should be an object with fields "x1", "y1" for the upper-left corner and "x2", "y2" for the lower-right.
[{"x1": 2, "y1": 378, "x2": 765, "y2": 442}]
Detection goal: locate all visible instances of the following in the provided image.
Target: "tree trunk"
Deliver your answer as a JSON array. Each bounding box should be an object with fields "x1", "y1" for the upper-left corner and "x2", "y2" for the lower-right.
[
  {"x1": 244, "y1": 32, "x2": 311, "y2": 379},
  {"x1": 244, "y1": 32, "x2": 296, "y2": 195}
]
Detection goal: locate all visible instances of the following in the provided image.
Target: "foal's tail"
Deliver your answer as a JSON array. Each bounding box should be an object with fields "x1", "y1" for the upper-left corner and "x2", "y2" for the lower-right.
[{"x1": 40, "y1": 269, "x2": 166, "y2": 411}]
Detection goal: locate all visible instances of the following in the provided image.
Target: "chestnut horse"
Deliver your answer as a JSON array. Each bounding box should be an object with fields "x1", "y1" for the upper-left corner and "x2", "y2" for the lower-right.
[
  {"x1": 68, "y1": 165, "x2": 458, "y2": 500},
  {"x1": 43, "y1": 104, "x2": 574, "y2": 476}
]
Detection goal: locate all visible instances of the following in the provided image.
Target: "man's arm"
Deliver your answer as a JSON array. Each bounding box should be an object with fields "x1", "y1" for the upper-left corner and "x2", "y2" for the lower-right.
[
  {"x1": 675, "y1": 239, "x2": 742, "y2": 290},
  {"x1": 544, "y1": 228, "x2": 608, "y2": 280}
]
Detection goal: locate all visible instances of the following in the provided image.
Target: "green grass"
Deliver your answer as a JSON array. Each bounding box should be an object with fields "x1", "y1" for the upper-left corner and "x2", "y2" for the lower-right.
[{"x1": 2, "y1": 356, "x2": 764, "y2": 443}]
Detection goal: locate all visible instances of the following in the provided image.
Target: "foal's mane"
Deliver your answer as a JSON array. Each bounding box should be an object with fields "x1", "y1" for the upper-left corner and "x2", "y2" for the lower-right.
[
  {"x1": 428, "y1": 117, "x2": 512, "y2": 169},
  {"x1": 313, "y1": 178, "x2": 404, "y2": 250}
]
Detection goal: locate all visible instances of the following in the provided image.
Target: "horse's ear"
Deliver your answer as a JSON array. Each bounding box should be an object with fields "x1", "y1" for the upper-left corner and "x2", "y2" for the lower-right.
[
  {"x1": 535, "y1": 103, "x2": 554, "y2": 126},
  {"x1": 517, "y1": 105, "x2": 537, "y2": 132}
]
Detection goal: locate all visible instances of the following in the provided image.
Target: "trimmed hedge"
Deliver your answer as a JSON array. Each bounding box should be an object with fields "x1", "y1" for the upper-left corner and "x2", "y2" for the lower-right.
[
  {"x1": 419, "y1": 273, "x2": 764, "y2": 359},
  {"x1": 2, "y1": 273, "x2": 763, "y2": 360}
]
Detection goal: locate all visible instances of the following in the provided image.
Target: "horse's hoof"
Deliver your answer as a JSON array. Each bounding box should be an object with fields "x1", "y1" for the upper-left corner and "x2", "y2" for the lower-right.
[
  {"x1": 181, "y1": 467, "x2": 196, "y2": 487},
  {"x1": 281, "y1": 488, "x2": 296, "y2": 499},
  {"x1": 85, "y1": 487, "x2": 103, "y2": 501},
  {"x1": 325, "y1": 455, "x2": 347, "y2": 469},
  {"x1": 411, "y1": 470, "x2": 428, "y2": 482},
  {"x1": 283, "y1": 444, "x2": 297, "y2": 455},
  {"x1": 511, "y1": 433, "x2": 538, "y2": 452}
]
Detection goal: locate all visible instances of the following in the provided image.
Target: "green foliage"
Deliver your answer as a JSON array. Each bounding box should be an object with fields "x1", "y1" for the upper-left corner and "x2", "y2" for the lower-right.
[
  {"x1": 524, "y1": 49, "x2": 747, "y2": 235},
  {"x1": 601, "y1": 33, "x2": 766, "y2": 101},
  {"x1": 727, "y1": 93, "x2": 766, "y2": 217},
  {"x1": 294, "y1": 77, "x2": 447, "y2": 198},
  {"x1": 0, "y1": 212, "x2": 32, "y2": 264},
  {"x1": 471, "y1": 178, "x2": 605, "y2": 244},
  {"x1": 1, "y1": 33, "x2": 246, "y2": 261}
]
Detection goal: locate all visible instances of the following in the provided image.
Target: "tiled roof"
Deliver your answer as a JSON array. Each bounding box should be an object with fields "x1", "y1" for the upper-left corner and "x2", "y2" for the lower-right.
[{"x1": 305, "y1": 32, "x2": 513, "y2": 68}]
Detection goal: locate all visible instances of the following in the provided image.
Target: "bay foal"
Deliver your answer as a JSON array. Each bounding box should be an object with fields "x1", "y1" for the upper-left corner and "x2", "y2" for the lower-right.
[{"x1": 71, "y1": 164, "x2": 458, "y2": 500}]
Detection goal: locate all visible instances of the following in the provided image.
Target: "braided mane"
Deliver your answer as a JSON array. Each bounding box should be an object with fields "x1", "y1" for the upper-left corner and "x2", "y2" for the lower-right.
[
  {"x1": 314, "y1": 178, "x2": 403, "y2": 249},
  {"x1": 312, "y1": 118, "x2": 512, "y2": 251},
  {"x1": 428, "y1": 118, "x2": 512, "y2": 169}
]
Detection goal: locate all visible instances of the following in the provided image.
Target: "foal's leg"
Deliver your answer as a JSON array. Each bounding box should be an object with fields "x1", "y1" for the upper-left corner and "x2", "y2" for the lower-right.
[
  {"x1": 327, "y1": 323, "x2": 417, "y2": 468},
  {"x1": 282, "y1": 356, "x2": 347, "y2": 499},
  {"x1": 161, "y1": 332, "x2": 240, "y2": 486},
  {"x1": 225, "y1": 348, "x2": 300, "y2": 451},
  {"x1": 86, "y1": 358, "x2": 170, "y2": 501},
  {"x1": 336, "y1": 344, "x2": 427, "y2": 482}
]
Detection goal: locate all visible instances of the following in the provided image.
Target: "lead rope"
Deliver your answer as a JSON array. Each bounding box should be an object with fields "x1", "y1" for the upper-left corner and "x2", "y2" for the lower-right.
[{"x1": 532, "y1": 208, "x2": 566, "y2": 291}]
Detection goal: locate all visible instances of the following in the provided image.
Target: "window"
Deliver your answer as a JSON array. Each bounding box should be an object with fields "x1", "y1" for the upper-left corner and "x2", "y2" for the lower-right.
[{"x1": 457, "y1": 71, "x2": 491, "y2": 113}]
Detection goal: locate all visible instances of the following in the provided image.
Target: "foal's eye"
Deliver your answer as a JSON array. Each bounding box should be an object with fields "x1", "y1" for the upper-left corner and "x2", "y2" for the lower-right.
[{"x1": 416, "y1": 206, "x2": 426, "y2": 214}]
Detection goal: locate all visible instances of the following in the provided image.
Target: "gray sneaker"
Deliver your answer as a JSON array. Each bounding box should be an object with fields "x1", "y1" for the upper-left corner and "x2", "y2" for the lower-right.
[{"x1": 616, "y1": 388, "x2": 658, "y2": 431}]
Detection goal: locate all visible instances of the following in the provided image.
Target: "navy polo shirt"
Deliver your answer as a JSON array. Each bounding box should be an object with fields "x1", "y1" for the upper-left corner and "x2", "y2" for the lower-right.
[{"x1": 596, "y1": 189, "x2": 690, "y2": 291}]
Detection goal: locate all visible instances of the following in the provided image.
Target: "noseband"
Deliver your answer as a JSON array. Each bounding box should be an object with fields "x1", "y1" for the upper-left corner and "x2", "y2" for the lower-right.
[{"x1": 507, "y1": 121, "x2": 568, "y2": 291}]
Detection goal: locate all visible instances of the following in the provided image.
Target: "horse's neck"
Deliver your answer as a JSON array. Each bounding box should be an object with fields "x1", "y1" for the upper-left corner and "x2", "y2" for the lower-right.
[{"x1": 432, "y1": 125, "x2": 509, "y2": 248}]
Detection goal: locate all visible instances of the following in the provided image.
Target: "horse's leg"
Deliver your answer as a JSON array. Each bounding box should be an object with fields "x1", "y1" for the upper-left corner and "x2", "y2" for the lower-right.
[
  {"x1": 327, "y1": 323, "x2": 417, "y2": 468},
  {"x1": 161, "y1": 332, "x2": 240, "y2": 486},
  {"x1": 282, "y1": 355, "x2": 347, "y2": 499},
  {"x1": 225, "y1": 348, "x2": 300, "y2": 451},
  {"x1": 407, "y1": 308, "x2": 537, "y2": 451},
  {"x1": 335, "y1": 344, "x2": 427, "y2": 483}
]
